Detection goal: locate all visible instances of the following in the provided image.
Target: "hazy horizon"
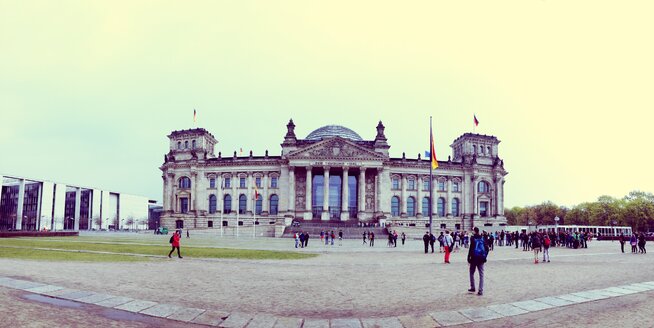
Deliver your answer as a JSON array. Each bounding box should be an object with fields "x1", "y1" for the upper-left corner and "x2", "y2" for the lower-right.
[{"x1": 2, "y1": 1, "x2": 653, "y2": 208}]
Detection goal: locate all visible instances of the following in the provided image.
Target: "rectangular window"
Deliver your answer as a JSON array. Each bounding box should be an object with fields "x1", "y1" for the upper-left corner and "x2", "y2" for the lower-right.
[
  {"x1": 480, "y1": 201, "x2": 488, "y2": 217},
  {"x1": 423, "y1": 180, "x2": 430, "y2": 191},
  {"x1": 452, "y1": 182, "x2": 460, "y2": 192},
  {"x1": 438, "y1": 181, "x2": 446, "y2": 191},
  {"x1": 240, "y1": 178, "x2": 246, "y2": 188},
  {"x1": 392, "y1": 178, "x2": 399, "y2": 190},
  {"x1": 224, "y1": 178, "x2": 231, "y2": 188},
  {"x1": 180, "y1": 198, "x2": 189, "y2": 213},
  {"x1": 408, "y1": 179, "x2": 415, "y2": 190},
  {"x1": 271, "y1": 177, "x2": 278, "y2": 188},
  {"x1": 209, "y1": 178, "x2": 216, "y2": 189},
  {"x1": 255, "y1": 177, "x2": 262, "y2": 188}
]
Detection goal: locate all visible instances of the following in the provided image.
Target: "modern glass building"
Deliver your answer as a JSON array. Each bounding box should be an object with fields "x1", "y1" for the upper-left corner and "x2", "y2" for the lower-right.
[{"x1": 0, "y1": 174, "x2": 154, "y2": 231}]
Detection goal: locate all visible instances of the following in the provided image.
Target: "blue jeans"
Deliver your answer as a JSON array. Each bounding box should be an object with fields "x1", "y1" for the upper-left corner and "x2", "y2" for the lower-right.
[{"x1": 469, "y1": 262, "x2": 485, "y2": 292}]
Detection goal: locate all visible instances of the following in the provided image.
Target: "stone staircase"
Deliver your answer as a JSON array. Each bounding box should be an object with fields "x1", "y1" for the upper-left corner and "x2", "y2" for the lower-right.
[{"x1": 282, "y1": 222, "x2": 388, "y2": 239}]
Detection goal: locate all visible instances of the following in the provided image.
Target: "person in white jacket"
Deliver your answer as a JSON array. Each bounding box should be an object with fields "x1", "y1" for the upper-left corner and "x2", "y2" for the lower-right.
[{"x1": 443, "y1": 230, "x2": 454, "y2": 263}]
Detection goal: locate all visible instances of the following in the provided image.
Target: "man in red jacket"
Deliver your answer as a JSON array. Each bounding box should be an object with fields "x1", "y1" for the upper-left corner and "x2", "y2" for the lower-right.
[{"x1": 168, "y1": 231, "x2": 183, "y2": 258}]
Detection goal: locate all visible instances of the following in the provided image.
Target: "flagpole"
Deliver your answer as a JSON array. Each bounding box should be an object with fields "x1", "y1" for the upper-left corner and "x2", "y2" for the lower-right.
[{"x1": 429, "y1": 116, "x2": 433, "y2": 236}]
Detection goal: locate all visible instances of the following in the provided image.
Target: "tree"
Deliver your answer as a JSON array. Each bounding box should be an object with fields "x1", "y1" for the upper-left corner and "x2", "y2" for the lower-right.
[
  {"x1": 93, "y1": 216, "x2": 102, "y2": 230},
  {"x1": 126, "y1": 216, "x2": 135, "y2": 230}
]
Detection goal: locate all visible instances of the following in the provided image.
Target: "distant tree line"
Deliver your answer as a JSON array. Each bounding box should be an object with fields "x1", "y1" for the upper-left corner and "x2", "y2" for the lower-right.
[{"x1": 504, "y1": 191, "x2": 654, "y2": 232}]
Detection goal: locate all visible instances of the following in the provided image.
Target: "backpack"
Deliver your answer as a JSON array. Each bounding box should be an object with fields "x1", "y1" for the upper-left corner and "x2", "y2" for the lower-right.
[
  {"x1": 531, "y1": 236, "x2": 541, "y2": 248},
  {"x1": 473, "y1": 236, "x2": 487, "y2": 260},
  {"x1": 169, "y1": 235, "x2": 174, "y2": 244},
  {"x1": 544, "y1": 238, "x2": 551, "y2": 247}
]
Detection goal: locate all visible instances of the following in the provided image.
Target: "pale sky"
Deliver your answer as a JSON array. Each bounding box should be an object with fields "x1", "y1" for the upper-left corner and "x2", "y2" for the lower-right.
[{"x1": 1, "y1": 1, "x2": 653, "y2": 208}]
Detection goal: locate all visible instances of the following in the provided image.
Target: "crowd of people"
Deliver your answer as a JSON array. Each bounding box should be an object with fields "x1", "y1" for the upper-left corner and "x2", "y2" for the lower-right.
[{"x1": 620, "y1": 232, "x2": 648, "y2": 254}]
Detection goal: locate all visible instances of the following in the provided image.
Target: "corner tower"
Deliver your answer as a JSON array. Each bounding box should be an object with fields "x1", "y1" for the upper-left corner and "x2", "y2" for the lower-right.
[{"x1": 166, "y1": 128, "x2": 217, "y2": 162}]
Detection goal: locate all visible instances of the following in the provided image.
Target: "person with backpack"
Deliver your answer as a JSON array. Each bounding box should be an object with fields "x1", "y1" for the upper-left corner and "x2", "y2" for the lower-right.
[
  {"x1": 438, "y1": 232, "x2": 445, "y2": 253},
  {"x1": 530, "y1": 232, "x2": 542, "y2": 264},
  {"x1": 467, "y1": 227, "x2": 488, "y2": 296},
  {"x1": 167, "y1": 230, "x2": 182, "y2": 258},
  {"x1": 443, "y1": 230, "x2": 453, "y2": 263},
  {"x1": 542, "y1": 234, "x2": 551, "y2": 263},
  {"x1": 429, "y1": 233, "x2": 436, "y2": 253}
]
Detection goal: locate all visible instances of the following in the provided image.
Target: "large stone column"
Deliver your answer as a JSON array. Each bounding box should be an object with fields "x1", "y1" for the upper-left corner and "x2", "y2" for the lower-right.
[
  {"x1": 15, "y1": 179, "x2": 25, "y2": 230},
  {"x1": 416, "y1": 176, "x2": 423, "y2": 217},
  {"x1": 247, "y1": 172, "x2": 253, "y2": 214},
  {"x1": 304, "y1": 167, "x2": 312, "y2": 220},
  {"x1": 192, "y1": 172, "x2": 198, "y2": 212},
  {"x1": 379, "y1": 168, "x2": 391, "y2": 217},
  {"x1": 288, "y1": 167, "x2": 296, "y2": 213},
  {"x1": 321, "y1": 166, "x2": 330, "y2": 221},
  {"x1": 263, "y1": 172, "x2": 269, "y2": 215},
  {"x1": 216, "y1": 175, "x2": 223, "y2": 214},
  {"x1": 340, "y1": 167, "x2": 349, "y2": 220},
  {"x1": 446, "y1": 177, "x2": 452, "y2": 217},
  {"x1": 231, "y1": 174, "x2": 237, "y2": 214},
  {"x1": 358, "y1": 168, "x2": 366, "y2": 221},
  {"x1": 401, "y1": 175, "x2": 407, "y2": 217},
  {"x1": 168, "y1": 173, "x2": 176, "y2": 213}
]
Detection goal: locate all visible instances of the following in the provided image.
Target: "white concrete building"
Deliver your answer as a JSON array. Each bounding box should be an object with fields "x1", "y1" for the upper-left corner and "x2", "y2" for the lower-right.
[
  {"x1": 0, "y1": 174, "x2": 152, "y2": 231},
  {"x1": 160, "y1": 120, "x2": 508, "y2": 231}
]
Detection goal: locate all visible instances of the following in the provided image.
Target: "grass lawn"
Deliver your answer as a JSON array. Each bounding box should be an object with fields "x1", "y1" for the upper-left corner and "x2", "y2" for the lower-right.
[
  {"x1": 0, "y1": 237, "x2": 317, "y2": 260},
  {"x1": 0, "y1": 247, "x2": 148, "y2": 262}
]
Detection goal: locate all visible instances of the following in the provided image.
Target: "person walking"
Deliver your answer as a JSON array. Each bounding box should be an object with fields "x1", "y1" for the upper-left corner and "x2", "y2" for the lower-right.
[
  {"x1": 438, "y1": 232, "x2": 445, "y2": 253},
  {"x1": 429, "y1": 233, "x2": 436, "y2": 253},
  {"x1": 467, "y1": 227, "x2": 488, "y2": 296},
  {"x1": 294, "y1": 232, "x2": 300, "y2": 248},
  {"x1": 304, "y1": 232, "x2": 310, "y2": 248},
  {"x1": 542, "y1": 234, "x2": 551, "y2": 263},
  {"x1": 330, "y1": 231, "x2": 335, "y2": 246},
  {"x1": 443, "y1": 230, "x2": 453, "y2": 263},
  {"x1": 531, "y1": 232, "x2": 542, "y2": 264},
  {"x1": 168, "y1": 231, "x2": 183, "y2": 258},
  {"x1": 338, "y1": 230, "x2": 343, "y2": 246},
  {"x1": 186, "y1": 229, "x2": 190, "y2": 238},
  {"x1": 638, "y1": 232, "x2": 647, "y2": 254},
  {"x1": 362, "y1": 231, "x2": 367, "y2": 245},
  {"x1": 423, "y1": 232, "x2": 430, "y2": 254},
  {"x1": 369, "y1": 231, "x2": 375, "y2": 247},
  {"x1": 299, "y1": 232, "x2": 306, "y2": 248},
  {"x1": 630, "y1": 233, "x2": 638, "y2": 253},
  {"x1": 401, "y1": 232, "x2": 406, "y2": 246},
  {"x1": 619, "y1": 233, "x2": 626, "y2": 253}
]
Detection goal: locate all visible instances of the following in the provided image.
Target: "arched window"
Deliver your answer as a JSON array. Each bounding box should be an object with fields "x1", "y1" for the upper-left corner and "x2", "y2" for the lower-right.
[
  {"x1": 178, "y1": 177, "x2": 191, "y2": 188},
  {"x1": 478, "y1": 181, "x2": 490, "y2": 193},
  {"x1": 451, "y1": 198, "x2": 460, "y2": 217},
  {"x1": 270, "y1": 195, "x2": 279, "y2": 215},
  {"x1": 255, "y1": 195, "x2": 262, "y2": 215},
  {"x1": 239, "y1": 194, "x2": 247, "y2": 214},
  {"x1": 422, "y1": 197, "x2": 430, "y2": 217},
  {"x1": 473, "y1": 145, "x2": 477, "y2": 154},
  {"x1": 177, "y1": 141, "x2": 181, "y2": 149},
  {"x1": 184, "y1": 141, "x2": 189, "y2": 149},
  {"x1": 192, "y1": 140, "x2": 196, "y2": 149},
  {"x1": 407, "y1": 197, "x2": 416, "y2": 217},
  {"x1": 486, "y1": 146, "x2": 491, "y2": 155},
  {"x1": 438, "y1": 197, "x2": 446, "y2": 217},
  {"x1": 209, "y1": 195, "x2": 217, "y2": 214},
  {"x1": 223, "y1": 195, "x2": 232, "y2": 214},
  {"x1": 391, "y1": 196, "x2": 400, "y2": 217}
]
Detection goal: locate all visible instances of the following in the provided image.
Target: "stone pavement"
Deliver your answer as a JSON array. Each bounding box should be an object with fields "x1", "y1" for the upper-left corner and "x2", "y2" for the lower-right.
[{"x1": 1, "y1": 275, "x2": 653, "y2": 327}]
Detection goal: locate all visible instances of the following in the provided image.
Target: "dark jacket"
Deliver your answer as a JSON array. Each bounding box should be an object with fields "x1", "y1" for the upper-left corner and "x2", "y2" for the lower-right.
[{"x1": 467, "y1": 234, "x2": 489, "y2": 264}]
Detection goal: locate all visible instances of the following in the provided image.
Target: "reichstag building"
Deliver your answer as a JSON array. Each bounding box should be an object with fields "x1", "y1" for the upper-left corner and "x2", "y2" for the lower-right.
[{"x1": 159, "y1": 120, "x2": 508, "y2": 232}]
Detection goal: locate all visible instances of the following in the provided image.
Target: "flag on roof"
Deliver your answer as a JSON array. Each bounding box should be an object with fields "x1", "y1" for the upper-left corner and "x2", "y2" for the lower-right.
[{"x1": 474, "y1": 114, "x2": 479, "y2": 127}]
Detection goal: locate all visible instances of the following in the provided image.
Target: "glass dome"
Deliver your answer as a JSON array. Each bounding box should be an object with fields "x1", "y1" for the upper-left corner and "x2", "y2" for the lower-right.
[{"x1": 305, "y1": 125, "x2": 363, "y2": 141}]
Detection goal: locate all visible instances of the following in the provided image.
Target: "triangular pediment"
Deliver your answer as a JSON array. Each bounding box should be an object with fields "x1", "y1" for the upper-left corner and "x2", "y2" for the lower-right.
[{"x1": 286, "y1": 137, "x2": 386, "y2": 161}]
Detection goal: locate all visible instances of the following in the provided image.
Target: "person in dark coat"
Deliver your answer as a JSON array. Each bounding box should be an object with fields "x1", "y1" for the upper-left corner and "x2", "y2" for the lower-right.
[
  {"x1": 467, "y1": 227, "x2": 489, "y2": 295},
  {"x1": 423, "y1": 232, "x2": 430, "y2": 254}
]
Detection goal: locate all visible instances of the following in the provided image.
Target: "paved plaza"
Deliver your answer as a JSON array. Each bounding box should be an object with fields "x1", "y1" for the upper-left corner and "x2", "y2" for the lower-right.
[{"x1": 1, "y1": 232, "x2": 653, "y2": 327}]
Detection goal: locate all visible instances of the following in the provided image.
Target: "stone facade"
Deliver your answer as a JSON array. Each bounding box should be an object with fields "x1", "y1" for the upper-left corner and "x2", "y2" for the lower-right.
[{"x1": 159, "y1": 121, "x2": 508, "y2": 231}]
